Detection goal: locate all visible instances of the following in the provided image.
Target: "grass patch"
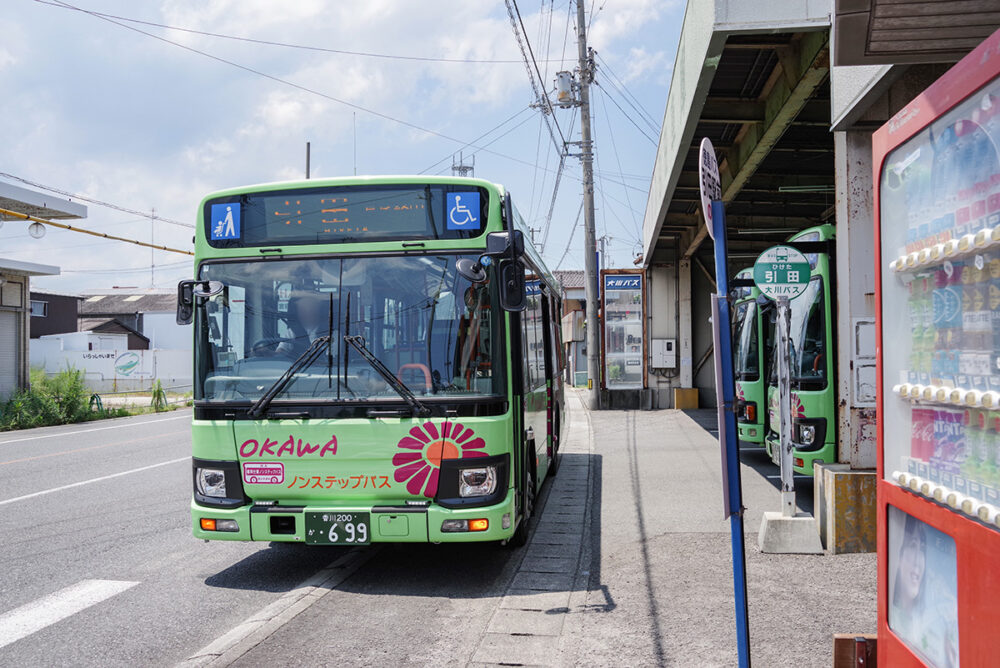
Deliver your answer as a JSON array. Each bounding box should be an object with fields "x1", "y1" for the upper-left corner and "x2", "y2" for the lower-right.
[{"x1": 0, "y1": 369, "x2": 132, "y2": 431}]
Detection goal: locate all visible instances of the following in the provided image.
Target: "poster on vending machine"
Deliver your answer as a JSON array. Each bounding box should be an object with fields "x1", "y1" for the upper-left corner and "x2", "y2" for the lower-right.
[{"x1": 887, "y1": 506, "x2": 960, "y2": 668}]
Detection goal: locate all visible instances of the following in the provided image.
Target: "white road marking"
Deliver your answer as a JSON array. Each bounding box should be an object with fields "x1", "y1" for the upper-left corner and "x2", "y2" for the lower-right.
[
  {"x1": 0, "y1": 579, "x2": 139, "y2": 649},
  {"x1": 0, "y1": 457, "x2": 189, "y2": 507},
  {"x1": 0, "y1": 413, "x2": 190, "y2": 447},
  {"x1": 177, "y1": 548, "x2": 378, "y2": 668}
]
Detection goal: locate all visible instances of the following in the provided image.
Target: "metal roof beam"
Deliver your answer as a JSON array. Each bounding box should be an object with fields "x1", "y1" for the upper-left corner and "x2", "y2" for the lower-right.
[{"x1": 719, "y1": 32, "x2": 831, "y2": 204}]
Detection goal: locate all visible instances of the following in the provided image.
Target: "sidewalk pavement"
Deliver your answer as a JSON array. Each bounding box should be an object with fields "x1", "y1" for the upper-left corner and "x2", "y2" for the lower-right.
[
  {"x1": 557, "y1": 389, "x2": 876, "y2": 667},
  {"x1": 466, "y1": 388, "x2": 874, "y2": 666}
]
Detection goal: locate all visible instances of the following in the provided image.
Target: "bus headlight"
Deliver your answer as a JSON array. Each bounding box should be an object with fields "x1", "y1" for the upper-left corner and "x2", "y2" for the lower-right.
[
  {"x1": 459, "y1": 466, "x2": 497, "y2": 497},
  {"x1": 791, "y1": 418, "x2": 826, "y2": 452},
  {"x1": 196, "y1": 468, "x2": 227, "y2": 498}
]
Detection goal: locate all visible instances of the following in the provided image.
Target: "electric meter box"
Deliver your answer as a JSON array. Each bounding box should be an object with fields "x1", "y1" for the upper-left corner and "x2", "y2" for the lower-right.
[{"x1": 651, "y1": 339, "x2": 677, "y2": 369}]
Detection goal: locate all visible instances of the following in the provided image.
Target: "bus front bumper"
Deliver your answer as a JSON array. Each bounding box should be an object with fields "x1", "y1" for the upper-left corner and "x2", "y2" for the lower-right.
[{"x1": 191, "y1": 489, "x2": 517, "y2": 544}]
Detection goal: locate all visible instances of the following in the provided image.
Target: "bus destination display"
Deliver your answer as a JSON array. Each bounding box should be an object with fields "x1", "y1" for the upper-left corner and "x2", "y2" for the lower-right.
[{"x1": 205, "y1": 184, "x2": 489, "y2": 247}]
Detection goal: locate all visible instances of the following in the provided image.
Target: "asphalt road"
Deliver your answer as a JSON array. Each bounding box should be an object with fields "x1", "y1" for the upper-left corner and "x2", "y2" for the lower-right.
[
  {"x1": 0, "y1": 410, "x2": 559, "y2": 668},
  {"x1": 0, "y1": 411, "x2": 361, "y2": 667}
]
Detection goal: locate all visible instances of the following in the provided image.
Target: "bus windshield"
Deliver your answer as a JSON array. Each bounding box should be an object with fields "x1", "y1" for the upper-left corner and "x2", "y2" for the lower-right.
[
  {"x1": 194, "y1": 254, "x2": 504, "y2": 404},
  {"x1": 734, "y1": 301, "x2": 760, "y2": 382},
  {"x1": 789, "y1": 277, "x2": 826, "y2": 389}
]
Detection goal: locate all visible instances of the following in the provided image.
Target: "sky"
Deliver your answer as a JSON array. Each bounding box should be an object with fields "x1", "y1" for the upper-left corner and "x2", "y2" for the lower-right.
[{"x1": 0, "y1": 0, "x2": 683, "y2": 294}]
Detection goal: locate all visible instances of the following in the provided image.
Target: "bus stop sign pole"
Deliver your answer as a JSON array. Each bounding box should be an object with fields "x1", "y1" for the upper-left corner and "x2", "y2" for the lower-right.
[{"x1": 709, "y1": 198, "x2": 751, "y2": 668}]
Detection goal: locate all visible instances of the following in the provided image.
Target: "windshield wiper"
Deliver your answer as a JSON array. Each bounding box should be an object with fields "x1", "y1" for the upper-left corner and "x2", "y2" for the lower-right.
[
  {"x1": 248, "y1": 336, "x2": 331, "y2": 419},
  {"x1": 343, "y1": 335, "x2": 431, "y2": 417}
]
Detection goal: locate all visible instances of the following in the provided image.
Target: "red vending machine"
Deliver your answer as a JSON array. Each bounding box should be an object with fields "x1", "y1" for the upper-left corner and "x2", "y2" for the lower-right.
[{"x1": 874, "y1": 28, "x2": 1000, "y2": 667}]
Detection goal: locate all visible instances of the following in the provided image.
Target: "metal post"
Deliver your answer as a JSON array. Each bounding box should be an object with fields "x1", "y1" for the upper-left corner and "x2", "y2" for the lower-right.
[
  {"x1": 577, "y1": 0, "x2": 600, "y2": 410},
  {"x1": 306, "y1": 141, "x2": 311, "y2": 179},
  {"x1": 710, "y1": 199, "x2": 751, "y2": 668},
  {"x1": 776, "y1": 296, "x2": 795, "y2": 517}
]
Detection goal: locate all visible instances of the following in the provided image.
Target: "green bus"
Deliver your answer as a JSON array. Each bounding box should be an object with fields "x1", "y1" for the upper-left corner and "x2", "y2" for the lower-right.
[
  {"x1": 764, "y1": 224, "x2": 837, "y2": 475},
  {"x1": 731, "y1": 268, "x2": 767, "y2": 446},
  {"x1": 178, "y1": 176, "x2": 565, "y2": 547}
]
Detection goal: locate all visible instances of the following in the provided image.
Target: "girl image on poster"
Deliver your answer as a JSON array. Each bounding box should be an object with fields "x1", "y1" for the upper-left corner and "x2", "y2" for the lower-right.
[{"x1": 888, "y1": 506, "x2": 960, "y2": 667}]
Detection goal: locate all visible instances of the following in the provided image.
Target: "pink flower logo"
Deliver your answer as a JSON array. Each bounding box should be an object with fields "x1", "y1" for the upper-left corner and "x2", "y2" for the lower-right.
[{"x1": 392, "y1": 421, "x2": 488, "y2": 497}]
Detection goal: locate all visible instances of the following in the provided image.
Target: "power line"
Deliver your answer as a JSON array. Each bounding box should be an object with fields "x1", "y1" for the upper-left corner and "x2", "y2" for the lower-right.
[
  {"x1": 0, "y1": 172, "x2": 193, "y2": 228},
  {"x1": 505, "y1": 0, "x2": 566, "y2": 153},
  {"x1": 595, "y1": 52, "x2": 661, "y2": 130},
  {"x1": 417, "y1": 106, "x2": 533, "y2": 174},
  {"x1": 598, "y1": 73, "x2": 660, "y2": 136},
  {"x1": 36, "y1": 1, "x2": 570, "y2": 65},
  {"x1": 555, "y1": 200, "x2": 585, "y2": 270},
  {"x1": 596, "y1": 83, "x2": 642, "y2": 244},
  {"x1": 0, "y1": 206, "x2": 193, "y2": 256},
  {"x1": 592, "y1": 81, "x2": 658, "y2": 146},
  {"x1": 64, "y1": 259, "x2": 190, "y2": 274},
  {"x1": 45, "y1": 0, "x2": 578, "y2": 180},
  {"x1": 539, "y1": 151, "x2": 566, "y2": 254}
]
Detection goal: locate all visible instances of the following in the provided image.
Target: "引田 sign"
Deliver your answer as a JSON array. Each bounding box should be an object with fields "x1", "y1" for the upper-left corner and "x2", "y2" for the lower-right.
[{"x1": 752, "y1": 246, "x2": 810, "y2": 300}]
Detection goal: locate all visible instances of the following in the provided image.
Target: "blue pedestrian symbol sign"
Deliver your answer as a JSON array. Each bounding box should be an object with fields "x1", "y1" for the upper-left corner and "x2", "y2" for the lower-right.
[
  {"x1": 446, "y1": 192, "x2": 480, "y2": 231},
  {"x1": 211, "y1": 203, "x2": 241, "y2": 240}
]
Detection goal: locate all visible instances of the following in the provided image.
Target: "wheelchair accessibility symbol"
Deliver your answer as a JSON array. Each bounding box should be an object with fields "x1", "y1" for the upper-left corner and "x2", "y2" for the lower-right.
[{"x1": 447, "y1": 192, "x2": 480, "y2": 230}]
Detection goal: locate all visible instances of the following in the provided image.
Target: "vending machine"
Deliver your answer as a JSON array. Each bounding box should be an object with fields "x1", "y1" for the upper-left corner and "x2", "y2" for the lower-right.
[
  {"x1": 874, "y1": 28, "x2": 1000, "y2": 667},
  {"x1": 601, "y1": 269, "x2": 645, "y2": 390}
]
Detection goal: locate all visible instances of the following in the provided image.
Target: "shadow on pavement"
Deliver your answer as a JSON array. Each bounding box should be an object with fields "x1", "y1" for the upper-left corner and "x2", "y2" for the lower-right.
[
  {"x1": 204, "y1": 543, "x2": 352, "y2": 593},
  {"x1": 683, "y1": 408, "x2": 815, "y2": 516}
]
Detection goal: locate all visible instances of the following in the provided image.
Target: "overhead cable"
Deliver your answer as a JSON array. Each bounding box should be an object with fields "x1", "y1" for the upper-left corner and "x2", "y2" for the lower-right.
[
  {"x1": 0, "y1": 171, "x2": 193, "y2": 229},
  {"x1": 35, "y1": 0, "x2": 569, "y2": 65},
  {"x1": 506, "y1": 0, "x2": 566, "y2": 152},
  {"x1": 44, "y1": 0, "x2": 577, "y2": 180},
  {"x1": 0, "y1": 207, "x2": 194, "y2": 256}
]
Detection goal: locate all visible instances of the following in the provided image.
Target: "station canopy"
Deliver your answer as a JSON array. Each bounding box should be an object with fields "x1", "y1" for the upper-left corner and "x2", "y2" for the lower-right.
[{"x1": 642, "y1": 1, "x2": 834, "y2": 272}]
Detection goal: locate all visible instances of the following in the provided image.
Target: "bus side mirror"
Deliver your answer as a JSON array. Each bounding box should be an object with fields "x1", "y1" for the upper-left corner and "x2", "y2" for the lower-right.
[
  {"x1": 498, "y1": 260, "x2": 527, "y2": 312},
  {"x1": 177, "y1": 280, "x2": 224, "y2": 325},
  {"x1": 177, "y1": 280, "x2": 195, "y2": 325}
]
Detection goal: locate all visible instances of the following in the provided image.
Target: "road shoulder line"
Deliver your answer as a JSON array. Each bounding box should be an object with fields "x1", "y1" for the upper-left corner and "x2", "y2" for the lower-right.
[{"x1": 176, "y1": 546, "x2": 379, "y2": 668}]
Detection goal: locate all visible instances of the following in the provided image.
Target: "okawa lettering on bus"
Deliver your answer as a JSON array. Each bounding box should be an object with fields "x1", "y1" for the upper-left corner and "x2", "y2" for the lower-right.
[{"x1": 239, "y1": 435, "x2": 338, "y2": 458}]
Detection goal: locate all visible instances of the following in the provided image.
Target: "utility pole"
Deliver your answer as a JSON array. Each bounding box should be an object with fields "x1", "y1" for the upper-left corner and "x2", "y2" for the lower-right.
[
  {"x1": 451, "y1": 151, "x2": 475, "y2": 177},
  {"x1": 576, "y1": 0, "x2": 601, "y2": 410},
  {"x1": 306, "y1": 141, "x2": 311, "y2": 179}
]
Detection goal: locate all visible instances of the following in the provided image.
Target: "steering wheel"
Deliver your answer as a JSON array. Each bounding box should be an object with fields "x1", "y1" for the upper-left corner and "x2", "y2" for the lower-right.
[{"x1": 249, "y1": 337, "x2": 296, "y2": 358}]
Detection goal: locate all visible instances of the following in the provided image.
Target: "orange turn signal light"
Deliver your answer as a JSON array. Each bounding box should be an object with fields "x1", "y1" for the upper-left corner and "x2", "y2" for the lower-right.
[
  {"x1": 794, "y1": 457, "x2": 804, "y2": 468},
  {"x1": 468, "y1": 518, "x2": 489, "y2": 532},
  {"x1": 200, "y1": 518, "x2": 217, "y2": 531},
  {"x1": 745, "y1": 404, "x2": 756, "y2": 422}
]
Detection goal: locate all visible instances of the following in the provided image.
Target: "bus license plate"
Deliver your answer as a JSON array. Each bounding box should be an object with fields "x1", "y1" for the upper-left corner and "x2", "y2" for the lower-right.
[{"x1": 305, "y1": 512, "x2": 371, "y2": 545}]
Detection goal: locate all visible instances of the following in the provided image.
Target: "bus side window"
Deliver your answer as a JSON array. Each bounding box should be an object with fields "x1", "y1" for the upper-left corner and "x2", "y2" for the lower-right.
[{"x1": 522, "y1": 305, "x2": 534, "y2": 392}]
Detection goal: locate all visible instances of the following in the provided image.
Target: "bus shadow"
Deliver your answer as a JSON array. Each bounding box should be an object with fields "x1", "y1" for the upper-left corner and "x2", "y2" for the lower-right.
[
  {"x1": 683, "y1": 409, "x2": 815, "y2": 516},
  {"x1": 204, "y1": 543, "x2": 353, "y2": 593}
]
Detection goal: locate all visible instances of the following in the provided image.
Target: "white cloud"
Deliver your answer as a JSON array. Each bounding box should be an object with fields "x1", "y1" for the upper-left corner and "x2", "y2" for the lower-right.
[
  {"x1": 0, "y1": 47, "x2": 15, "y2": 71},
  {"x1": 623, "y1": 47, "x2": 672, "y2": 84}
]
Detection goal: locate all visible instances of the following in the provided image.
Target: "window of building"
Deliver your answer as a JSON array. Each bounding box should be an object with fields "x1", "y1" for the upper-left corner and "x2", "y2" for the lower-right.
[{"x1": 29, "y1": 300, "x2": 48, "y2": 317}]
